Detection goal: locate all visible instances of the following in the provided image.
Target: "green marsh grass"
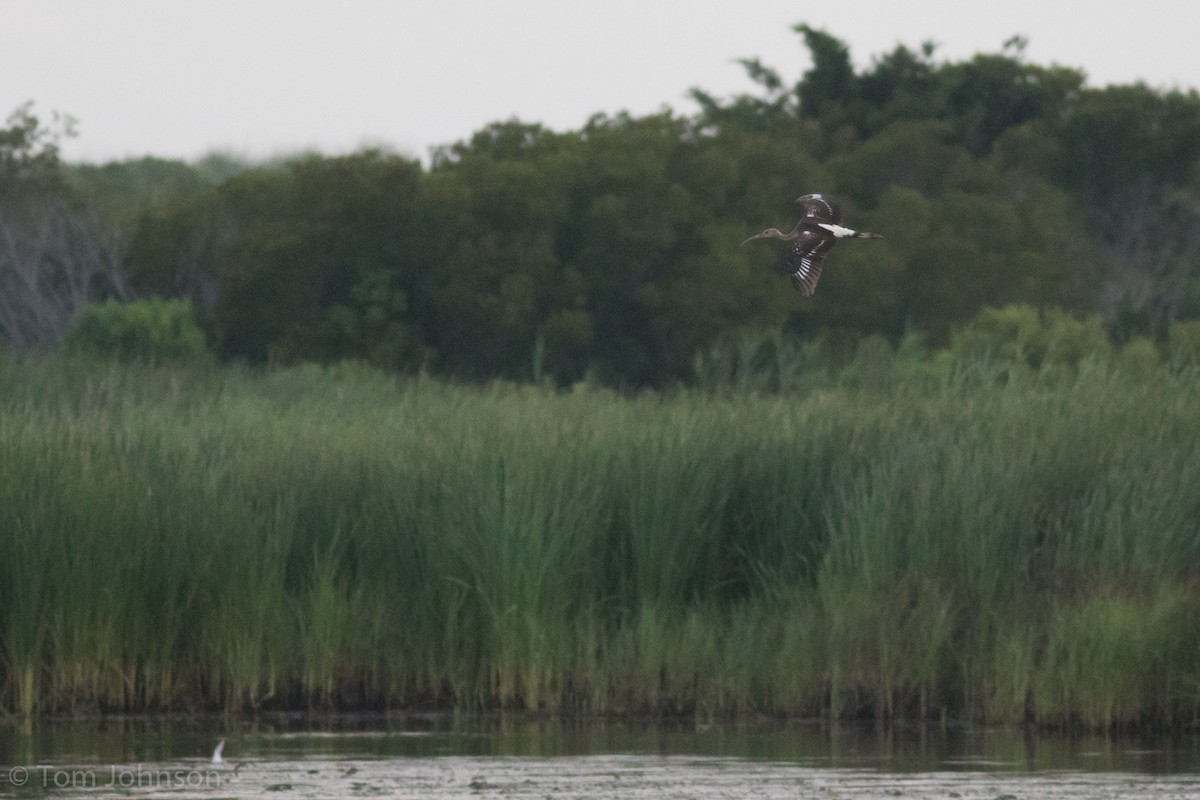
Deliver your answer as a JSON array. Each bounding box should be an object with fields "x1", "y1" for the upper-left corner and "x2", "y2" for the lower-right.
[{"x1": 0, "y1": 352, "x2": 1198, "y2": 728}]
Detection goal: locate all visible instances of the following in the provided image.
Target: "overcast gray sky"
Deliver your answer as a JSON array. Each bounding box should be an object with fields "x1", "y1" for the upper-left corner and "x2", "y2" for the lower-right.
[{"x1": 3, "y1": 0, "x2": 1198, "y2": 165}]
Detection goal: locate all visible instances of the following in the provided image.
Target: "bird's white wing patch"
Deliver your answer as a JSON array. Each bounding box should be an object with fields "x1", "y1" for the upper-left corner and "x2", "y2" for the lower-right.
[
  {"x1": 817, "y1": 223, "x2": 856, "y2": 238},
  {"x1": 791, "y1": 256, "x2": 821, "y2": 296}
]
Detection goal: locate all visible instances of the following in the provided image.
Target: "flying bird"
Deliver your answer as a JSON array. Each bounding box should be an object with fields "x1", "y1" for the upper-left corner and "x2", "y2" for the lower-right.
[{"x1": 741, "y1": 193, "x2": 883, "y2": 296}]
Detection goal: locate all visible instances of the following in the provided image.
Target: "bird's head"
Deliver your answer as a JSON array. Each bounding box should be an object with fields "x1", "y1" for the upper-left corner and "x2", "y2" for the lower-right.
[{"x1": 740, "y1": 227, "x2": 786, "y2": 246}]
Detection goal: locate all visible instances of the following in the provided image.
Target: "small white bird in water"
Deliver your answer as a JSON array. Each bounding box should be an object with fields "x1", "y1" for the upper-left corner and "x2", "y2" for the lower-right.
[{"x1": 211, "y1": 739, "x2": 225, "y2": 764}]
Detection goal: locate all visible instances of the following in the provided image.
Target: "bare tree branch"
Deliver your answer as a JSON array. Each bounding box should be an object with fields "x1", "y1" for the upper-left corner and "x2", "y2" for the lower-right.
[
  {"x1": 1099, "y1": 177, "x2": 1200, "y2": 335},
  {"x1": 0, "y1": 194, "x2": 129, "y2": 349}
]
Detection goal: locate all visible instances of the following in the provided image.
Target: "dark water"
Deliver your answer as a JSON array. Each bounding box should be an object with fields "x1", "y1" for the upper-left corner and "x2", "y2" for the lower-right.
[{"x1": 2, "y1": 715, "x2": 1199, "y2": 798}]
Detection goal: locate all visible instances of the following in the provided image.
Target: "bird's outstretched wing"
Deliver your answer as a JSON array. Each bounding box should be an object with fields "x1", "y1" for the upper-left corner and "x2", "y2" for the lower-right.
[
  {"x1": 786, "y1": 227, "x2": 837, "y2": 296},
  {"x1": 796, "y1": 194, "x2": 841, "y2": 225}
]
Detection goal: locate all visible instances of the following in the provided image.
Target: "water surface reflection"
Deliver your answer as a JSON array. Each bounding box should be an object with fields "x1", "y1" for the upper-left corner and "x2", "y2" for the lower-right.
[{"x1": 2, "y1": 716, "x2": 1198, "y2": 798}]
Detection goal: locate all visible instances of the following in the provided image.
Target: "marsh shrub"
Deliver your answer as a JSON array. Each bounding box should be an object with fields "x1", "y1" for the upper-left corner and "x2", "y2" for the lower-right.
[
  {"x1": 1039, "y1": 308, "x2": 1111, "y2": 368},
  {"x1": 949, "y1": 305, "x2": 1110, "y2": 375},
  {"x1": 949, "y1": 304, "x2": 1042, "y2": 372},
  {"x1": 66, "y1": 298, "x2": 208, "y2": 361},
  {"x1": 1168, "y1": 319, "x2": 1200, "y2": 371},
  {"x1": 1118, "y1": 336, "x2": 1161, "y2": 379}
]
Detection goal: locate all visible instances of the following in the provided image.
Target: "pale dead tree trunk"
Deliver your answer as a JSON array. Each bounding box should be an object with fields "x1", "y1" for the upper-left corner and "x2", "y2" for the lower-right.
[
  {"x1": 1153, "y1": 186, "x2": 1200, "y2": 326},
  {"x1": 178, "y1": 207, "x2": 236, "y2": 315},
  {"x1": 1099, "y1": 178, "x2": 1200, "y2": 336},
  {"x1": 1100, "y1": 179, "x2": 1157, "y2": 318},
  {"x1": 0, "y1": 195, "x2": 130, "y2": 349}
]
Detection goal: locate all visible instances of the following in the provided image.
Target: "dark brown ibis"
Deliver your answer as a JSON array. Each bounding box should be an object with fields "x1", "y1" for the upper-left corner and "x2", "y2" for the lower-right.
[{"x1": 742, "y1": 193, "x2": 883, "y2": 296}]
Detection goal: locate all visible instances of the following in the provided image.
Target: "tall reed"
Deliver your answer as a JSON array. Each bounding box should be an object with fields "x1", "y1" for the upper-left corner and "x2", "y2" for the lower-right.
[{"x1": 0, "y1": 353, "x2": 1197, "y2": 728}]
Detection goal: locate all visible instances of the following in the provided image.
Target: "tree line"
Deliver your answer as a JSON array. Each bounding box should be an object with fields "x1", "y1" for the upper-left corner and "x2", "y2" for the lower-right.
[{"x1": 3, "y1": 25, "x2": 1199, "y2": 385}]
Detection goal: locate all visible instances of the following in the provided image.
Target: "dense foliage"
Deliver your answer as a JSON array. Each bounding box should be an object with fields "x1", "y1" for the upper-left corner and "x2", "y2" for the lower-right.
[
  {"x1": 4, "y1": 26, "x2": 1200, "y2": 384},
  {"x1": 1, "y1": 345, "x2": 1198, "y2": 726},
  {"x1": 65, "y1": 298, "x2": 208, "y2": 362}
]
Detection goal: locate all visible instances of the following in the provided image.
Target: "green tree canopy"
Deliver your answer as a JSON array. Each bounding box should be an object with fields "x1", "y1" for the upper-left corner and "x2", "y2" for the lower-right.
[{"x1": 10, "y1": 24, "x2": 1200, "y2": 383}]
